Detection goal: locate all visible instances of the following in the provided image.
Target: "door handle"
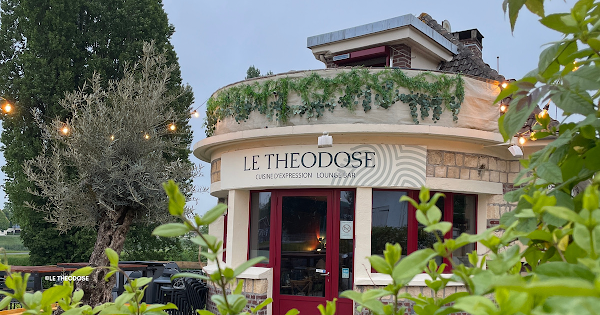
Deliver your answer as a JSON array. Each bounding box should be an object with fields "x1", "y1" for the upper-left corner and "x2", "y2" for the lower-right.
[{"x1": 319, "y1": 272, "x2": 330, "y2": 276}]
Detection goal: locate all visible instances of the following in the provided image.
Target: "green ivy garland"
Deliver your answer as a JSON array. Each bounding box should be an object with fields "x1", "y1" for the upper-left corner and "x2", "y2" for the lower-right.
[{"x1": 204, "y1": 68, "x2": 464, "y2": 136}]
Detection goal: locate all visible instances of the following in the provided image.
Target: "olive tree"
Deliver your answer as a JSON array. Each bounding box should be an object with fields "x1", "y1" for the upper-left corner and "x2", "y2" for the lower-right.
[{"x1": 23, "y1": 42, "x2": 194, "y2": 306}]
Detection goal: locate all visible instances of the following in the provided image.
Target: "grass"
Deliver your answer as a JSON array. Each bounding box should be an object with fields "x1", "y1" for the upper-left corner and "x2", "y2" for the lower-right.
[
  {"x1": 0, "y1": 235, "x2": 28, "y2": 251},
  {"x1": 5, "y1": 254, "x2": 30, "y2": 266}
]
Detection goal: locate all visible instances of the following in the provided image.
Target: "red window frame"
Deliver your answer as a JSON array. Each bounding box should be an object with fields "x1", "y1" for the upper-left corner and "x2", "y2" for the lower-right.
[{"x1": 371, "y1": 189, "x2": 477, "y2": 272}]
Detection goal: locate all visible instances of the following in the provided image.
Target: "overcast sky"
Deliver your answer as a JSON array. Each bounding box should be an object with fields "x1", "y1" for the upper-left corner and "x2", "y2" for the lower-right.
[{"x1": 0, "y1": 0, "x2": 574, "y2": 214}]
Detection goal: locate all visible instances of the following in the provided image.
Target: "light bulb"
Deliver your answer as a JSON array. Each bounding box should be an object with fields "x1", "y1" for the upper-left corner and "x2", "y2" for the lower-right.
[
  {"x1": 192, "y1": 110, "x2": 200, "y2": 118},
  {"x1": 501, "y1": 82, "x2": 508, "y2": 89},
  {"x1": 3, "y1": 104, "x2": 12, "y2": 113},
  {"x1": 539, "y1": 109, "x2": 547, "y2": 118},
  {"x1": 169, "y1": 123, "x2": 176, "y2": 131},
  {"x1": 61, "y1": 126, "x2": 69, "y2": 135},
  {"x1": 144, "y1": 134, "x2": 150, "y2": 140},
  {"x1": 110, "y1": 135, "x2": 115, "y2": 141},
  {"x1": 518, "y1": 136, "x2": 526, "y2": 145},
  {"x1": 500, "y1": 104, "x2": 507, "y2": 113}
]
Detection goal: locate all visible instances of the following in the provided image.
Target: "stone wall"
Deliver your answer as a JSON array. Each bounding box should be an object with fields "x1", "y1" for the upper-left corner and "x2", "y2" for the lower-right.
[
  {"x1": 426, "y1": 150, "x2": 522, "y2": 184},
  {"x1": 427, "y1": 150, "x2": 520, "y2": 222},
  {"x1": 354, "y1": 285, "x2": 470, "y2": 315},
  {"x1": 206, "y1": 279, "x2": 269, "y2": 315},
  {"x1": 211, "y1": 158, "x2": 221, "y2": 183}
]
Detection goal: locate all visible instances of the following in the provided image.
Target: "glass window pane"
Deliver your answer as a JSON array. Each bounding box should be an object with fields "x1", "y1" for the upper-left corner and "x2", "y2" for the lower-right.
[
  {"x1": 249, "y1": 192, "x2": 271, "y2": 264},
  {"x1": 280, "y1": 196, "x2": 327, "y2": 297},
  {"x1": 418, "y1": 196, "x2": 444, "y2": 266},
  {"x1": 339, "y1": 191, "x2": 354, "y2": 294},
  {"x1": 372, "y1": 190, "x2": 408, "y2": 257},
  {"x1": 452, "y1": 194, "x2": 476, "y2": 266}
]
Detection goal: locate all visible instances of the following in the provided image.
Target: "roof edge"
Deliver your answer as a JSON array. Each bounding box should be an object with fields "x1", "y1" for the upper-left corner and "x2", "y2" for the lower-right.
[{"x1": 306, "y1": 14, "x2": 458, "y2": 54}]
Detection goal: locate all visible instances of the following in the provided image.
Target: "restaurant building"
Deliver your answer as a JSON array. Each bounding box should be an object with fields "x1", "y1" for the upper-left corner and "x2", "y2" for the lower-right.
[{"x1": 193, "y1": 13, "x2": 549, "y2": 315}]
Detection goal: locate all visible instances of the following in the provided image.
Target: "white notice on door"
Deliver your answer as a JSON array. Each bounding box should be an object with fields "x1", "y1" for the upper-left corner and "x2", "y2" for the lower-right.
[{"x1": 340, "y1": 221, "x2": 353, "y2": 239}]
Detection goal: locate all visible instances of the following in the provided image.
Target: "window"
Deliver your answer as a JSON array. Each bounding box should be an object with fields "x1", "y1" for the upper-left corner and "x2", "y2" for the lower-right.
[
  {"x1": 249, "y1": 192, "x2": 272, "y2": 264},
  {"x1": 371, "y1": 190, "x2": 476, "y2": 269}
]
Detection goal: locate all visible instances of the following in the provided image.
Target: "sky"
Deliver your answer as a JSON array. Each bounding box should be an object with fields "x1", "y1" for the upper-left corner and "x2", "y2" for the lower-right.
[{"x1": 0, "y1": 0, "x2": 574, "y2": 215}]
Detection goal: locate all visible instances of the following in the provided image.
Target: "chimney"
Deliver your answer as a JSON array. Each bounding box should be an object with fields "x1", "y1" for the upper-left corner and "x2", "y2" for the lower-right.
[{"x1": 452, "y1": 29, "x2": 484, "y2": 59}]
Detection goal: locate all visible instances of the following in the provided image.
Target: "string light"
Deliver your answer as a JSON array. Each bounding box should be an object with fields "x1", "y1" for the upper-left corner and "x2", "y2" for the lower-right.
[
  {"x1": 110, "y1": 135, "x2": 115, "y2": 141},
  {"x1": 538, "y1": 109, "x2": 548, "y2": 118},
  {"x1": 169, "y1": 123, "x2": 176, "y2": 131},
  {"x1": 501, "y1": 81, "x2": 508, "y2": 89},
  {"x1": 144, "y1": 133, "x2": 150, "y2": 140},
  {"x1": 500, "y1": 104, "x2": 507, "y2": 113},
  {"x1": 573, "y1": 61, "x2": 579, "y2": 71},
  {"x1": 518, "y1": 136, "x2": 526, "y2": 145},
  {"x1": 192, "y1": 110, "x2": 200, "y2": 118},
  {"x1": 3, "y1": 103, "x2": 12, "y2": 113},
  {"x1": 61, "y1": 126, "x2": 69, "y2": 135}
]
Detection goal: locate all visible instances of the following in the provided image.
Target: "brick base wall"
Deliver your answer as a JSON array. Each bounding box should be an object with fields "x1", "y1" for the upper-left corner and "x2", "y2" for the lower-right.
[
  {"x1": 354, "y1": 285, "x2": 470, "y2": 315},
  {"x1": 206, "y1": 279, "x2": 269, "y2": 315}
]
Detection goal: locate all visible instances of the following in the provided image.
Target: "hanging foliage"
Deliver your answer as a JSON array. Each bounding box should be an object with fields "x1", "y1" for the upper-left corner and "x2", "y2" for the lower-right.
[{"x1": 204, "y1": 68, "x2": 465, "y2": 136}]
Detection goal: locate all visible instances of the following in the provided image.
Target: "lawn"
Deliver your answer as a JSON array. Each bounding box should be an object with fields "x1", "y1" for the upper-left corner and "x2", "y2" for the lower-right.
[
  {"x1": 0, "y1": 235, "x2": 28, "y2": 251},
  {"x1": 5, "y1": 253, "x2": 29, "y2": 266}
]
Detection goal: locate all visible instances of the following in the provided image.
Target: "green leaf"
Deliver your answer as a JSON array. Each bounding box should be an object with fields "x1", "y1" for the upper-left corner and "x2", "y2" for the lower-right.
[
  {"x1": 132, "y1": 277, "x2": 153, "y2": 288},
  {"x1": 284, "y1": 309, "x2": 300, "y2": 315},
  {"x1": 573, "y1": 223, "x2": 591, "y2": 254},
  {"x1": 105, "y1": 248, "x2": 119, "y2": 266},
  {"x1": 540, "y1": 13, "x2": 580, "y2": 33},
  {"x1": 564, "y1": 66, "x2": 600, "y2": 90},
  {"x1": 537, "y1": 162, "x2": 563, "y2": 183},
  {"x1": 253, "y1": 297, "x2": 273, "y2": 312},
  {"x1": 71, "y1": 266, "x2": 94, "y2": 277},
  {"x1": 145, "y1": 303, "x2": 178, "y2": 311},
  {"x1": 233, "y1": 256, "x2": 267, "y2": 278},
  {"x1": 542, "y1": 297, "x2": 600, "y2": 315},
  {"x1": 487, "y1": 245, "x2": 521, "y2": 274},
  {"x1": 424, "y1": 222, "x2": 452, "y2": 235},
  {"x1": 171, "y1": 272, "x2": 209, "y2": 281},
  {"x1": 588, "y1": 37, "x2": 600, "y2": 51},
  {"x1": 151, "y1": 223, "x2": 190, "y2": 237},
  {"x1": 507, "y1": 278, "x2": 598, "y2": 296},
  {"x1": 199, "y1": 203, "x2": 227, "y2": 226},
  {"x1": 41, "y1": 285, "x2": 72, "y2": 306},
  {"x1": 391, "y1": 249, "x2": 436, "y2": 284},
  {"x1": 0, "y1": 296, "x2": 13, "y2": 310},
  {"x1": 555, "y1": 90, "x2": 596, "y2": 116},
  {"x1": 163, "y1": 180, "x2": 185, "y2": 216},
  {"x1": 426, "y1": 206, "x2": 442, "y2": 224},
  {"x1": 114, "y1": 292, "x2": 135, "y2": 308},
  {"x1": 543, "y1": 206, "x2": 585, "y2": 224},
  {"x1": 507, "y1": 0, "x2": 528, "y2": 32},
  {"x1": 494, "y1": 83, "x2": 519, "y2": 104},
  {"x1": 453, "y1": 295, "x2": 499, "y2": 315},
  {"x1": 501, "y1": 96, "x2": 538, "y2": 141},
  {"x1": 369, "y1": 255, "x2": 392, "y2": 274},
  {"x1": 525, "y1": 0, "x2": 544, "y2": 17},
  {"x1": 535, "y1": 262, "x2": 595, "y2": 281},
  {"x1": 190, "y1": 234, "x2": 218, "y2": 249}
]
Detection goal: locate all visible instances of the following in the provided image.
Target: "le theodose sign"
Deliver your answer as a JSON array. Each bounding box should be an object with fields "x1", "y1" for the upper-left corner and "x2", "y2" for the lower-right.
[{"x1": 244, "y1": 151, "x2": 377, "y2": 171}]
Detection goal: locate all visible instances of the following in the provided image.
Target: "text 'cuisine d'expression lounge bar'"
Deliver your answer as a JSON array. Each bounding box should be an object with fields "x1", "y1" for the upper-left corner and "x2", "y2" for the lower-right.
[{"x1": 193, "y1": 13, "x2": 552, "y2": 315}]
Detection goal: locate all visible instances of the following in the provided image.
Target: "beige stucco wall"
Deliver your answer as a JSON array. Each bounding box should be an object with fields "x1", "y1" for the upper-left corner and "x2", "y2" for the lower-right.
[{"x1": 210, "y1": 68, "x2": 500, "y2": 137}]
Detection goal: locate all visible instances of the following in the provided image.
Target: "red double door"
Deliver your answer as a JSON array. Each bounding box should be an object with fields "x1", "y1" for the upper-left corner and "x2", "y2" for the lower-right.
[{"x1": 271, "y1": 190, "x2": 354, "y2": 315}]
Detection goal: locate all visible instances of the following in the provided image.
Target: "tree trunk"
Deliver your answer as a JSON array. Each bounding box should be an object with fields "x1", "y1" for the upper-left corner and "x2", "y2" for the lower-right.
[{"x1": 78, "y1": 209, "x2": 135, "y2": 307}]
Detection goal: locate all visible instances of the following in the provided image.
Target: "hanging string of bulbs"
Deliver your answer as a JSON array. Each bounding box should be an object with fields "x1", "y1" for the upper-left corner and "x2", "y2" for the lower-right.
[
  {"x1": 2, "y1": 96, "x2": 185, "y2": 140},
  {"x1": 190, "y1": 96, "x2": 209, "y2": 119}
]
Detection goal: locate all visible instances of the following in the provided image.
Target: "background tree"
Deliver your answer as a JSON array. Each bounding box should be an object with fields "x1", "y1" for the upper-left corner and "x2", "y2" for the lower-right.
[
  {"x1": 245, "y1": 65, "x2": 261, "y2": 79},
  {"x1": 24, "y1": 44, "x2": 194, "y2": 305},
  {"x1": 0, "y1": 0, "x2": 193, "y2": 265},
  {"x1": 0, "y1": 209, "x2": 9, "y2": 230}
]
